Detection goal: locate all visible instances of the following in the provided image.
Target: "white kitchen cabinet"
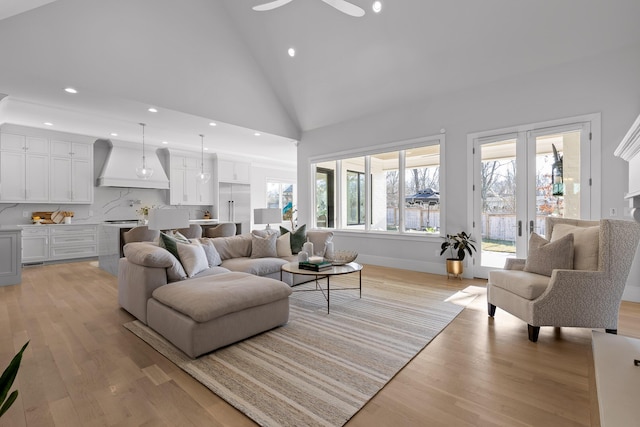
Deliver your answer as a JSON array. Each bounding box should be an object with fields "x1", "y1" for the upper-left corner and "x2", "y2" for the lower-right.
[
  {"x1": 0, "y1": 133, "x2": 49, "y2": 202},
  {"x1": 218, "y1": 158, "x2": 250, "y2": 184},
  {"x1": 168, "y1": 152, "x2": 213, "y2": 206},
  {"x1": 0, "y1": 127, "x2": 94, "y2": 204},
  {"x1": 49, "y1": 225, "x2": 98, "y2": 260},
  {"x1": 21, "y1": 226, "x2": 49, "y2": 263},
  {"x1": 49, "y1": 139, "x2": 93, "y2": 203}
]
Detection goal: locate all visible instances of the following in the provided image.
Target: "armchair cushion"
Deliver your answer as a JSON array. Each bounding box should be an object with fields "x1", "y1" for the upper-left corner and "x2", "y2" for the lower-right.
[
  {"x1": 488, "y1": 270, "x2": 550, "y2": 300},
  {"x1": 550, "y1": 224, "x2": 599, "y2": 271},
  {"x1": 524, "y1": 232, "x2": 574, "y2": 277}
]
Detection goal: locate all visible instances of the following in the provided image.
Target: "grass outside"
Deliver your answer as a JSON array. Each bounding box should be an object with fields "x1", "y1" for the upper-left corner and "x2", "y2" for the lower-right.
[{"x1": 481, "y1": 239, "x2": 516, "y2": 253}]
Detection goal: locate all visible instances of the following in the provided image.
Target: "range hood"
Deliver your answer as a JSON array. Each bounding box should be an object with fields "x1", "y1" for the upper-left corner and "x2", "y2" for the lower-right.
[{"x1": 96, "y1": 139, "x2": 169, "y2": 189}]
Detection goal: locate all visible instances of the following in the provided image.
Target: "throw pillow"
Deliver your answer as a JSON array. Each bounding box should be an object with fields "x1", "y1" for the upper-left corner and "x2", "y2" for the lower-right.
[
  {"x1": 280, "y1": 224, "x2": 306, "y2": 254},
  {"x1": 276, "y1": 232, "x2": 293, "y2": 257},
  {"x1": 251, "y1": 233, "x2": 278, "y2": 258},
  {"x1": 176, "y1": 241, "x2": 209, "y2": 278},
  {"x1": 159, "y1": 231, "x2": 189, "y2": 260},
  {"x1": 524, "y1": 232, "x2": 574, "y2": 277},
  {"x1": 550, "y1": 224, "x2": 599, "y2": 271},
  {"x1": 251, "y1": 229, "x2": 280, "y2": 238},
  {"x1": 195, "y1": 238, "x2": 222, "y2": 266}
]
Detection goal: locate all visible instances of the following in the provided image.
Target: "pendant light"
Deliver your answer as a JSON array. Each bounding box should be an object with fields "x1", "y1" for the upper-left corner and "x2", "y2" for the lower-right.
[
  {"x1": 198, "y1": 134, "x2": 211, "y2": 183},
  {"x1": 135, "y1": 123, "x2": 154, "y2": 179}
]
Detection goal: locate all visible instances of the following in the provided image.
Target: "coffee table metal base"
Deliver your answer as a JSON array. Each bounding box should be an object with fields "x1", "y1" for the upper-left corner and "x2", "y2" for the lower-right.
[{"x1": 280, "y1": 262, "x2": 362, "y2": 313}]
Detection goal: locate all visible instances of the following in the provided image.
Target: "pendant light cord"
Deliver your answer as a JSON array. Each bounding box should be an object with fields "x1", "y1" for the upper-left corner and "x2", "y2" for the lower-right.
[{"x1": 140, "y1": 123, "x2": 147, "y2": 168}]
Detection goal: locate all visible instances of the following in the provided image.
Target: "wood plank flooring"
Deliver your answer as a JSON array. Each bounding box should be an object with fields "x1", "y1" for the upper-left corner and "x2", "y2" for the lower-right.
[{"x1": 1, "y1": 261, "x2": 638, "y2": 426}]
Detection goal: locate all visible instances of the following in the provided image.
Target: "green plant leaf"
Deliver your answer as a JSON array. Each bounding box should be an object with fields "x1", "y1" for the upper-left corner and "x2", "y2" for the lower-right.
[
  {"x1": 0, "y1": 341, "x2": 29, "y2": 419},
  {"x1": 0, "y1": 391, "x2": 18, "y2": 418}
]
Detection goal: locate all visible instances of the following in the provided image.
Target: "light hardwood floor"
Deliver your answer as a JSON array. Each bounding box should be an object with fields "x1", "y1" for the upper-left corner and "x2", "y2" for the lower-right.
[{"x1": 1, "y1": 261, "x2": 639, "y2": 426}]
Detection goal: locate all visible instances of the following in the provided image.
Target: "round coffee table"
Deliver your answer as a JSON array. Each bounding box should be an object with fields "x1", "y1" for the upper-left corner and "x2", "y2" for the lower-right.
[{"x1": 281, "y1": 262, "x2": 363, "y2": 313}]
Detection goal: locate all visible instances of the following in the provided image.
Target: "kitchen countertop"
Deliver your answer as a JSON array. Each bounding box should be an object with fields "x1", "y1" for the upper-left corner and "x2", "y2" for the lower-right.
[{"x1": 0, "y1": 225, "x2": 23, "y2": 232}]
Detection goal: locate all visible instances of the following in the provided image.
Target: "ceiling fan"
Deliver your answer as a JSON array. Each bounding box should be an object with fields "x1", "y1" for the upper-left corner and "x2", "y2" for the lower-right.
[{"x1": 253, "y1": 0, "x2": 365, "y2": 17}]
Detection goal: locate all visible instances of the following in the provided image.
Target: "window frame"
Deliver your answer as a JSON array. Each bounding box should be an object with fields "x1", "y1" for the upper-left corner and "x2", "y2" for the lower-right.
[{"x1": 309, "y1": 134, "x2": 446, "y2": 239}]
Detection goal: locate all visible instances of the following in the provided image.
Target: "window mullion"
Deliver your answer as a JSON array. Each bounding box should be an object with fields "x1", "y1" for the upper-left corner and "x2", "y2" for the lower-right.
[{"x1": 399, "y1": 150, "x2": 406, "y2": 233}]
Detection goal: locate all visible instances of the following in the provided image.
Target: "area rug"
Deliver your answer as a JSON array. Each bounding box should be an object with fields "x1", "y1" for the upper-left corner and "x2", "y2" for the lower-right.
[{"x1": 124, "y1": 281, "x2": 480, "y2": 427}]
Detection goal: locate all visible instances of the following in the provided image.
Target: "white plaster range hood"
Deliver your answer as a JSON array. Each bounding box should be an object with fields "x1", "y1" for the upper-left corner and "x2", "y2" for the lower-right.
[{"x1": 96, "y1": 139, "x2": 169, "y2": 189}]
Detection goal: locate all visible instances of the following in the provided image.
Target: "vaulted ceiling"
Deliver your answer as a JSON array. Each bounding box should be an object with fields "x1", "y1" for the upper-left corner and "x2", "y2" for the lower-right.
[{"x1": 1, "y1": 0, "x2": 639, "y2": 167}]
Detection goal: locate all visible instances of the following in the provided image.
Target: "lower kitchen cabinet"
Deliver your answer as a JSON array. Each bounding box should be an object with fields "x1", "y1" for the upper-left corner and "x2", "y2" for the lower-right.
[
  {"x1": 21, "y1": 224, "x2": 98, "y2": 264},
  {"x1": 0, "y1": 228, "x2": 21, "y2": 286}
]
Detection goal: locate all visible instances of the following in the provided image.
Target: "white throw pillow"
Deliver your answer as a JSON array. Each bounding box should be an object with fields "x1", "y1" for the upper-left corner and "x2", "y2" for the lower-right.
[
  {"x1": 194, "y1": 238, "x2": 222, "y2": 267},
  {"x1": 176, "y1": 241, "x2": 209, "y2": 277},
  {"x1": 276, "y1": 232, "x2": 293, "y2": 257},
  {"x1": 251, "y1": 233, "x2": 278, "y2": 258}
]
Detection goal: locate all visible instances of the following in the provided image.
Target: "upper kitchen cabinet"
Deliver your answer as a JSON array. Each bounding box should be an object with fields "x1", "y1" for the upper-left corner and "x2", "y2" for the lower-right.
[
  {"x1": 49, "y1": 140, "x2": 94, "y2": 203},
  {"x1": 164, "y1": 149, "x2": 213, "y2": 206},
  {"x1": 0, "y1": 124, "x2": 95, "y2": 204},
  {"x1": 0, "y1": 133, "x2": 49, "y2": 202},
  {"x1": 217, "y1": 158, "x2": 250, "y2": 184}
]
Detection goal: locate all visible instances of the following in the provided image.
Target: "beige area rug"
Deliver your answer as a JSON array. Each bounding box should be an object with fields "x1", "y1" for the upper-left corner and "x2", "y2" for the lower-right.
[{"x1": 124, "y1": 282, "x2": 480, "y2": 427}]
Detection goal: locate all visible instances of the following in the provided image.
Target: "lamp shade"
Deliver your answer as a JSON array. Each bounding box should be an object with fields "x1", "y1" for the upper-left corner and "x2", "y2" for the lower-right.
[
  {"x1": 254, "y1": 208, "x2": 281, "y2": 225},
  {"x1": 148, "y1": 209, "x2": 190, "y2": 231}
]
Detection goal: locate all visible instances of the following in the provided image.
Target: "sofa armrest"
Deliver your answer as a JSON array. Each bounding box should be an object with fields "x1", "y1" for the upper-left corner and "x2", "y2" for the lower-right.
[
  {"x1": 123, "y1": 242, "x2": 186, "y2": 281},
  {"x1": 118, "y1": 258, "x2": 169, "y2": 324},
  {"x1": 504, "y1": 258, "x2": 526, "y2": 271}
]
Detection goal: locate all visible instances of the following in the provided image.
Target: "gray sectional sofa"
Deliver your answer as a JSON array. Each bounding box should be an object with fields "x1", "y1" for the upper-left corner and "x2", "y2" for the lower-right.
[{"x1": 118, "y1": 230, "x2": 333, "y2": 357}]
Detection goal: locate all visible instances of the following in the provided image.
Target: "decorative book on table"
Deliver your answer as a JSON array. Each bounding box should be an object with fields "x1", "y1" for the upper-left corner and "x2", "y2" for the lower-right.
[{"x1": 298, "y1": 260, "x2": 333, "y2": 271}]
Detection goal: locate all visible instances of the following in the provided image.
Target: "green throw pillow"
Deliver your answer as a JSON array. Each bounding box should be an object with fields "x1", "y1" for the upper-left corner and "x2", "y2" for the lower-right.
[
  {"x1": 280, "y1": 224, "x2": 306, "y2": 254},
  {"x1": 160, "y1": 231, "x2": 189, "y2": 260}
]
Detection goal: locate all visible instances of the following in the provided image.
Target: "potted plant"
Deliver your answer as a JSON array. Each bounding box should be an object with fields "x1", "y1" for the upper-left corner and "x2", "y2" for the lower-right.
[
  {"x1": 440, "y1": 231, "x2": 477, "y2": 279},
  {"x1": 1, "y1": 341, "x2": 28, "y2": 418}
]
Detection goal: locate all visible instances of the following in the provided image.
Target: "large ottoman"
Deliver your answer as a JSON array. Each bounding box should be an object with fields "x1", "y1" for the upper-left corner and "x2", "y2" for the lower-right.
[{"x1": 147, "y1": 272, "x2": 292, "y2": 358}]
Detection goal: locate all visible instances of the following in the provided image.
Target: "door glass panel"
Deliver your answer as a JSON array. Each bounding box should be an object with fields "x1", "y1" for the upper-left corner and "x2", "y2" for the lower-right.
[
  {"x1": 480, "y1": 139, "x2": 517, "y2": 268},
  {"x1": 534, "y1": 130, "x2": 581, "y2": 237}
]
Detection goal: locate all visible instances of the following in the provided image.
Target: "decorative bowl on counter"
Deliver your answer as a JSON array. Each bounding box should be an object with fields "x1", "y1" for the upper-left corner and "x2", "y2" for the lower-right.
[{"x1": 325, "y1": 250, "x2": 358, "y2": 266}]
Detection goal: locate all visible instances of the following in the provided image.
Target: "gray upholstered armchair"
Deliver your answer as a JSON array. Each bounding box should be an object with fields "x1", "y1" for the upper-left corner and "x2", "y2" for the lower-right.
[{"x1": 487, "y1": 217, "x2": 640, "y2": 342}]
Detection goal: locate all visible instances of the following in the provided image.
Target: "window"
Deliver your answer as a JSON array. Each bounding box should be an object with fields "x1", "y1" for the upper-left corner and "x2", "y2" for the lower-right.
[
  {"x1": 266, "y1": 181, "x2": 294, "y2": 222},
  {"x1": 311, "y1": 135, "x2": 443, "y2": 236}
]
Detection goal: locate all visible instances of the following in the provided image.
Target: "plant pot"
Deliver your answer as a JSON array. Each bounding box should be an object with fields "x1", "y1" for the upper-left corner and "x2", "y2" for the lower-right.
[{"x1": 446, "y1": 258, "x2": 463, "y2": 280}]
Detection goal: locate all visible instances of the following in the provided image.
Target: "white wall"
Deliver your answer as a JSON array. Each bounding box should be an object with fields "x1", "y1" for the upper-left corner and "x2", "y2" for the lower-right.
[{"x1": 297, "y1": 43, "x2": 640, "y2": 300}]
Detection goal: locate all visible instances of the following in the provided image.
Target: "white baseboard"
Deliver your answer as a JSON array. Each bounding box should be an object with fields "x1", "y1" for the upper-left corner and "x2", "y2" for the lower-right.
[
  {"x1": 622, "y1": 285, "x2": 640, "y2": 302},
  {"x1": 356, "y1": 254, "x2": 475, "y2": 279}
]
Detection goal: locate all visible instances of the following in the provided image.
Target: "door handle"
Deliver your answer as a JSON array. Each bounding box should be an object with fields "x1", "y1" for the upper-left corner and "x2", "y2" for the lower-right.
[
  {"x1": 529, "y1": 220, "x2": 534, "y2": 234},
  {"x1": 518, "y1": 220, "x2": 522, "y2": 237}
]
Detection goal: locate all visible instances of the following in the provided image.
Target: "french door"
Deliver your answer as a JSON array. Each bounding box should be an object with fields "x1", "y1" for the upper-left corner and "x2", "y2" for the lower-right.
[{"x1": 472, "y1": 121, "x2": 594, "y2": 278}]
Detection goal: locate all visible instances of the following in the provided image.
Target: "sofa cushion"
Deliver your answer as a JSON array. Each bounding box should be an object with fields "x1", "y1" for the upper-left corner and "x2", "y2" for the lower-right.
[
  {"x1": 220, "y1": 257, "x2": 288, "y2": 276},
  {"x1": 192, "y1": 266, "x2": 232, "y2": 278},
  {"x1": 211, "y1": 234, "x2": 252, "y2": 260},
  {"x1": 152, "y1": 272, "x2": 292, "y2": 323},
  {"x1": 276, "y1": 232, "x2": 293, "y2": 257},
  {"x1": 550, "y1": 224, "x2": 599, "y2": 271},
  {"x1": 177, "y1": 241, "x2": 209, "y2": 278},
  {"x1": 280, "y1": 224, "x2": 306, "y2": 254},
  {"x1": 123, "y1": 242, "x2": 187, "y2": 282},
  {"x1": 251, "y1": 233, "x2": 278, "y2": 258},
  {"x1": 195, "y1": 238, "x2": 222, "y2": 267},
  {"x1": 306, "y1": 230, "x2": 334, "y2": 256},
  {"x1": 524, "y1": 232, "x2": 574, "y2": 277},
  {"x1": 488, "y1": 270, "x2": 550, "y2": 300}
]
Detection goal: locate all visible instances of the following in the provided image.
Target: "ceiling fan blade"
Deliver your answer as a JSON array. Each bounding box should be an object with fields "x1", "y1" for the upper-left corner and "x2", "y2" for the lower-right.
[
  {"x1": 252, "y1": 0, "x2": 294, "y2": 12},
  {"x1": 321, "y1": 0, "x2": 365, "y2": 17}
]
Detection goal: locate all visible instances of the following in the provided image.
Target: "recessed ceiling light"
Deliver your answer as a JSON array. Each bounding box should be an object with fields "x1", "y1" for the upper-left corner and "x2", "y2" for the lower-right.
[
  {"x1": 372, "y1": 1, "x2": 382, "y2": 13},
  {"x1": 110, "y1": 133, "x2": 118, "y2": 137},
  {"x1": 254, "y1": 132, "x2": 261, "y2": 136},
  {"x1": 288, "y1": 47, "x2": 296, "y2": 57},
  {"x1": 64, "y1": 87, "x2": 77, "y2": 94},
  {"x1": 44, "y1": 122, "x2": 53, "y2": 126},
  {"x1": 162, "y1": 141, "x2": 169, "y2": 145},
  {"x1": 204, "y1": 147, "x2": 209, "y2": 151},
  {"x1": 148, "y1": 107, "x2": 158, "y2": 113},
  {"x1": 209, "y1": 122, "x2": 217, "y2": 127}
]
